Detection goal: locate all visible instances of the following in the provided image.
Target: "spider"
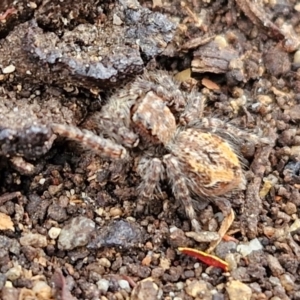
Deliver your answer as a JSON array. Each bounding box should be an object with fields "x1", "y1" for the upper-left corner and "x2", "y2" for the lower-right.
[{"x1": 51, "y1": 71, "x2": 264, "y2": 232}]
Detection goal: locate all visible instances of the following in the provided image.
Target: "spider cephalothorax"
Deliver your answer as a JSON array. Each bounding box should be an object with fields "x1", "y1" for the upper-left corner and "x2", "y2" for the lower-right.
[{"x1": 52, "y1": 70, "x2": 264, "y2": 232}]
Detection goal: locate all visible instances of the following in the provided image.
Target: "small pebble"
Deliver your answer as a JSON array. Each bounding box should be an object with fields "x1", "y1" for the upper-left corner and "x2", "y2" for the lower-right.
[
  {"x1": 284, "y1": 202, "x2": 297, "y2": 215},
  {"x1": 2, "y1": 65, "x2": 15, "y2": 74},
  {"x1": 48, "y1": 184, "x2": 63, "y2": 196},
  {"x1": 32, "y1": 281, "x2": 52, "y2": 299},
  {"x1": 214, "y1": 35, "x2": 228, "y2": 48},
  {"x1": 215, "y1": 241, "x2": 237, "y2": 259},
  {"x1": 279, "y1": 273, "x2": 295, "y2": 291},
  {"x1": 269, "y1": 276, "x2": 281, "y2": 286},
  {"x1": 185, "y1": 280, "x2": 210, "y2": 298},
  {"x1": 39, "y1": 178, "x2": 46, "y2": 185},
  {"x1": 20, "y1": 233, "x2": 47, "y2": 248},
  {"x1": 96, "y1": 279, "x2": 109, "y2": 293},
  {"x1": 159, "y1": 257, "x2": 170, "y2": 270},
  {"x1": 6, "y1": 265, "x2": 22, "y2": 281},
  {"x1": 58, "y1": 216, "x2": 95, "y2": 250},
  {"x1": 226, "y1": 280, "x2": 252, "y2": 300},
  {"x1": 169, "y1": 227, "x2": 189, "y2": 247},
  {"x1": 1, "y1": 287, "x2": 19, "y2": 299},
  {"x1": 294, "y1": 50, "x2": 300, "y2": 63},
  {"x1": 131, "y1": 278, "x2": 159, "y2": 300},
  {"x1": 175, "y1": 281, "x2": 184, "y2": 290},
  {"x1": 237, "y1": 238, "x2": 263, "y2": 257},
  {"x1": 291, "y1": 146, "x2": 300, "y2": 157},
  {"x1": 118, "y1": 279, "x2": 131, "y2": 292},
  {"x1": 151, "y1": 267, "x2": 164, "y2": 278},
  {"x1": 183, "y1": 270, "x2": 195, "y2": 279},
  {"x1": 98, "y1": 257, "x2": 111, "y2": 268},
  {"x1": 88, "y1": 219, "x2": 145, "y2": 250},
  {"x1": 29, "y1": 2, "x2": 38, "y2": 9},
  {"x1": 185, "y1": 231, "x2": 219, "y2": 243},
  {"x1": 109, "y1": 207, "x2": 122, "y2": 217},
  {"x1": 267, "y1": 255, "x2": 284, "y2": 277},
  {"x1": 290, "y1": 219, "x2": 300, "y2": 232},
  {"x1": 113, "y1": 14, "x2": 123, "y2": 25},
  {"x1": 249, "y1": 282, "x2": 262, "y2": 293},
  {"x1": 48, "y1": 227, "x2": 61, "y2": 239}
]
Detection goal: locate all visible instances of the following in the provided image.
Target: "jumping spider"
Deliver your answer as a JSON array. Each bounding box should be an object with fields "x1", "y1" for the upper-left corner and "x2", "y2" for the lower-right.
[{"x1": 52, "y1": 71, "x2": 264, "y2": 232}]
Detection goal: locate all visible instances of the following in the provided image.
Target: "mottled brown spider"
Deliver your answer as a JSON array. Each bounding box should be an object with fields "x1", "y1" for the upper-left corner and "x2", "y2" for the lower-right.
[{"x1": 52, "y1": 71, "x2": 264, "y2": 232}]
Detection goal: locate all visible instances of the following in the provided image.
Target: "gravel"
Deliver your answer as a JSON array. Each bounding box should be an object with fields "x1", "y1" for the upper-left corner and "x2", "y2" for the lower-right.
[{"x1": 1, "y1": 0, "x2": 300, "y2": 299}]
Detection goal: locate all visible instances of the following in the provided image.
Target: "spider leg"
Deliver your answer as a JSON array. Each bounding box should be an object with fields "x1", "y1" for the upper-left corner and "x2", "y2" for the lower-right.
[
  {"x1": 180, "y1": 89, "x2": 206, "y2": 125},
  {"x1": 90, "y1": 113, "x2": 139, "y2": 148},
  {"x1": 135, "y1": 157, "x2": 164, "y2": 215},
  {"x1": 163, "y1": 154, "x2": 201, "y2": 232},
  {"x1": 199, "y1": 117, "x2": 270, "y2": 145},
  {"x1": 51, "y1": 123, "x2": 128, "y2": 159},
  {"x1": 136, "y1": 157, "x2": 164, "y2": 198}
]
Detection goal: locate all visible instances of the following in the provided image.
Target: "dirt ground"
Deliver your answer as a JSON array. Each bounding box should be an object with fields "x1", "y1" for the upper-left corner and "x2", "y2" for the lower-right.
[{"x1": 0, "y1": 0, "x2": 300, "y2": 299}]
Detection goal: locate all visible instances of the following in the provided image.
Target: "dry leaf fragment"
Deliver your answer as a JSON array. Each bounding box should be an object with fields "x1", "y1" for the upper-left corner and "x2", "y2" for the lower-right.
[
  {"x1": 178, "y1": 247, "x2": 229, "y2": 271},
  {"x1": 206, "y1": 209, "x2": 235, "y2": 254}
]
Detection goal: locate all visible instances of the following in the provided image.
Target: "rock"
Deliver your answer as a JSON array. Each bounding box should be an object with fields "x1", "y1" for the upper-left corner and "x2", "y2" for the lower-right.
[
  {"x1": 284, "y1": 202, "x2": 297, "y2": 215},
  {"x1": 286, "y1": 105, "x2": 300, "y2": 122},
  {"x1": 98, "y1": 257, "x2": 111, "y2": 268},
  {"x1": 151, "y1": 267, "x2": 165, "y2": 279},
  {"x1": 185, "y1": 280, "x2": 212, "y2": 299},
  {"x1": 0, "y1": 274, "x2": 6, "y2": 289},
  {"x1": 2, "y1": 64, "x2": 15, "y2": 74},
  {"x1": 32, "y1": 281, "x2": 53, "y2": 299},
  {"x1": 185, "y1": 230, "x2": 219, "y2": 243},
  {"x1": 279, "y1": 273, "x2": 295, "y2": 292},
  {"x1": 118, "y1": 279, "x2": 131, "y2": 292},
  {"x1": 263, "y1": 47, "x2": 291, "y2": 77},
  {"x1": 88, "y1": 219, "x2": 145, "y2": 250},
  {"x1": 47, "y1": 203, "x2": 68, "y2": 222},
  {"x1": 0, "y1": 212, "x2": 14, "y2": 231},
  {"x1": 226, "y1": 280, "x2": 252, "y2": 300},
  {"x1": 20, "y1": 233, "x2": 47, "y2": 248},
  {"x1": 267, "y1": 254, "x2": 284, "y2": 277},
  {"x1": 131, "y1": 278, "x2": 160, "y2": 300},
  {"x1": 48, "y1": 184, "x2": 63, "y2": 196},
  {"x1": 237, "y1": 238, "x2": 263, "y2": 257},
  {"x1": 215, "y1": 241, "x2": 237, "y2": 259},
  {"x1": 96, "y1": 279, "x2": 109, "y2": 293},
  {"x1": 26, "y1": 195, "x2": 50, "y2": 223},
  {"x1": 1, "y1": 287, "x2": 19, "y2": 300},
  {"x1": 6, "y1": 264, "x2": 22, "y2": 281},
  {"x1": 48, "y1": 227, "x2": 61, "y2": 239},
  {"x1": 128, "y1": 263, "x2": 151, "y2": 278},
  {"x1": 58, "y1": 216, "x2": 95, "y2": 250},
  {"x1": 0, "y1": 1, "x2": 176, "y2": 90},
  {"x1": 0, "y1": 236, "x2": 12, "y2": 250},
  {"x1": 168, "y1": 227, "x2": 190, "y2": 248}
]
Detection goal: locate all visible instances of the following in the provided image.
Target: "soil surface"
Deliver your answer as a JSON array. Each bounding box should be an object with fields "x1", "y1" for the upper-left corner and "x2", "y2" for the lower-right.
[{"x1": 0, "y1": 0, "x2": 300, "y2": 299}]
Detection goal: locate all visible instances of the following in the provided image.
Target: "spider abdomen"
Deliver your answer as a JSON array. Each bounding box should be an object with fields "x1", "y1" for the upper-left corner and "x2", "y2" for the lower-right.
[{"x1": 169, "y1": 128, "x2": 246, "y2": 197}]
